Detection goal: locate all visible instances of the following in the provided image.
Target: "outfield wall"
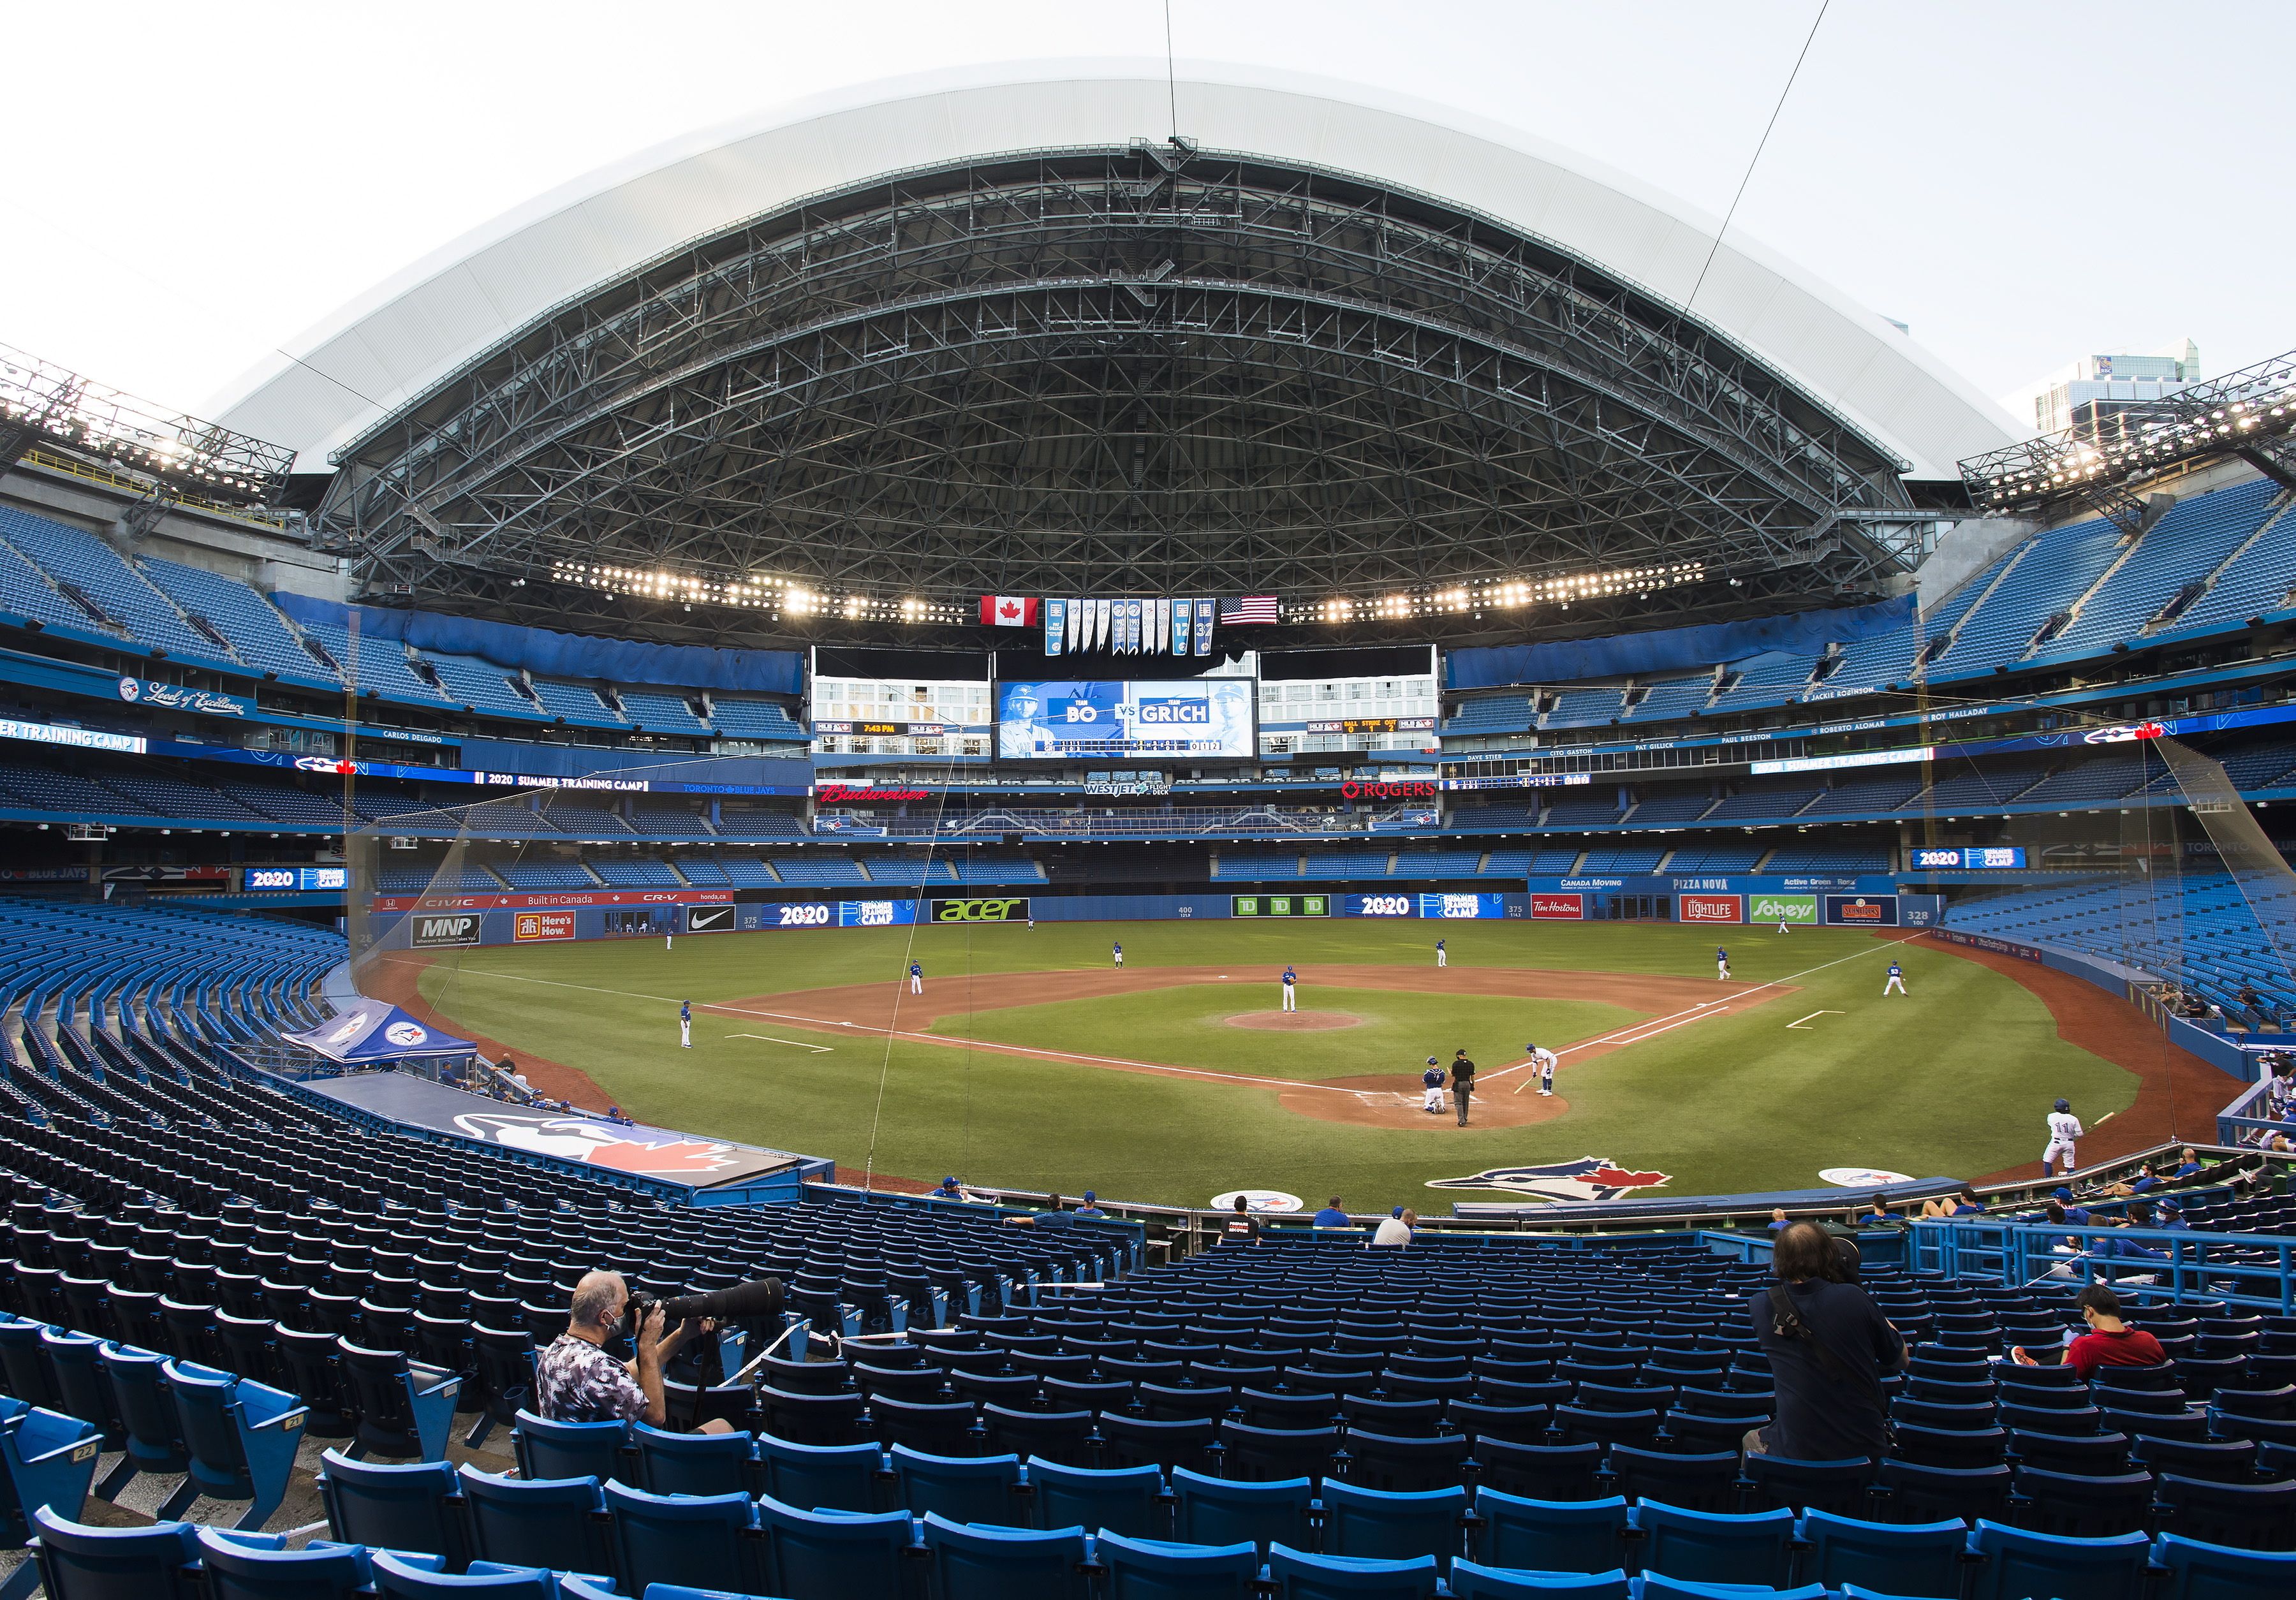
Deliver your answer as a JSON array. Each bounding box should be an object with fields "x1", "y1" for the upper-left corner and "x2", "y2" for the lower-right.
[{"x1": 362, "y1": 878, "x2": 1927, "y2": 952}]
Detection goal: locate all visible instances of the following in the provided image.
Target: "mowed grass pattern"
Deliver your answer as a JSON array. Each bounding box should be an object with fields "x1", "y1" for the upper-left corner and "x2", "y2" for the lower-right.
[{"x1": 413, "y1": 919, "x2": 2139, "y2": 1208}]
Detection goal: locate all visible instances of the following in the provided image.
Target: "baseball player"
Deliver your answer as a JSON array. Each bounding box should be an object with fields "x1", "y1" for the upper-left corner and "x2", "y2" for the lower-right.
[
  {"x1": 1112, "y1": 941, "x2": 1124, "y2": 968},
  {"x1": 1451, "y1": 1049, "x2": 1476, "y2": 1125},
  {"x1": 909, "y1": 961, "x2": 924, "y2": 995},
  {"x1": 1435, "y1": 937, "x2": 1447, "y2": 968},
  {"x1": 1280, "y1": 964, "x2": 1299, "y2": 1012},
  {"x1": 1884, "y1": 958, "x2": 1906, "y2": 996},
  {"x1": 1716, "y1": 946, "x2": 1730, "y2": 980},
  {"x1": 1777, "y1": 916, "x2": 1790, "y2": 934},
  {"x1": 1420, "y1": 1057, "x2": 1446, "y2": 1115},
  {"x1": 2043, "y1": 1098, "x2": 2083, "y2": 1177},
  {"x1": 679, "y1": 1001, "x2": 692, "y2": 1049},
  {"x1": 1528, "y1": 1041, "x2": 1559, "y2": 1097},
  {"x1": 665, "y1": 930, "x2": 674, "y2": 951}
]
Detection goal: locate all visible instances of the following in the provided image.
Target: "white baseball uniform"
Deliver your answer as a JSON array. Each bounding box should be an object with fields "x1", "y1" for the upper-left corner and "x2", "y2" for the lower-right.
[
  {"x1": 2043, "y1": 1110, "x2": 2083, "y2": 1171},
  {"x1": 1281, "y1": 974, "x2": 1298, "y2": 1011},
  {"x1": 1422, "y1": 1075, "x2": 1446, "y2": 1113},
  {"x1": 665, "y1": 934, "x2": 674, "y2": 951},
  {"x1": 1531, "y1": 1046, "x2": 1559, "y2": 1096},
  {"x1": 679, "y1": 1018, "x2": 691, "y2": 1047},
  {"x1": 909, "y1": 967, "x2": 923, "y2": 994},
  {"x1": 1436, "y1": 942, "x2": 1448, "y2": 967}
]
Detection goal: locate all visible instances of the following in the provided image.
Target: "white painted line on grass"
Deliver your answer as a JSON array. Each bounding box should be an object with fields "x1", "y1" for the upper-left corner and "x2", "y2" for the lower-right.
[
  {"x1": 1786, "y1": 1011, "x2": 1843, "y2": 1029},
  {"x1": 726, "y1": 1032, "x2": 834, "y2": 1053}
]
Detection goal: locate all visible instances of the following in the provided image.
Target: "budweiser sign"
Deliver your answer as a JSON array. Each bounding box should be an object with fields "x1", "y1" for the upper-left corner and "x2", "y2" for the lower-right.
[
  {"x1": 1341, "y1": 779, "x2": 1438, "y2": 800},
  {"x1": 815, "y1": 784, "x2": 931, "y2": 804}
]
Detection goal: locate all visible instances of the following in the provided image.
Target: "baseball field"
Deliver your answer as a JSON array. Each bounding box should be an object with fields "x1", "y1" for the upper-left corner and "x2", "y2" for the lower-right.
[{"x1": 386, "y1": 916, "x2": 2177, "y2": 1210}]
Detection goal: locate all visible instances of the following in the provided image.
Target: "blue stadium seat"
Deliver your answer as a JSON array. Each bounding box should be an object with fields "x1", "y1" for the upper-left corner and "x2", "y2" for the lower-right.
[
  {"x1": 2154, "y1": 1472, "x2": 2296, "y2": 1552},
  {"x1": 1024, "y1": 1458, "x2": 1165, "y2": 1538},
  {"x1": 1872, "y1": 1459, "x2": 2011, "y2": 1526},
  {"x1": 1470, "y1": 1488, "x2": 1630, "y2": 1575},
  {"x1": 95, "y1": 1343, "x2": 193, "y2": 1499},
  {"x1": 1475, "y1": 1439, "x2": 1604, "y2": 1501},
  {"x1": 1793, "y1": 1509, "x2": 1967, "y2": 1598},
  {"x1": 337, "y1": 1342, "x2": 459, "y2": 1461},
  {"x1": 1319, "y1": 1479, "x2": 1468, "y2": 1568},
  {"x1": 1739, "y1": 1453, "x2": 1874, "y2": 1518},
  {"x1": 0, "y1": 1397, "x2": 101, "y2": 1570},
  {"x1": 1094, "y1": 1530, "x2": 1261, "y2": 1600},
  {"x1": 2012, "y1": 1465, "x2": 2156, "y2": 1537},
  {"x1": 27, "y1": 1508, "x2": 200, "y2": 1600},
  {"x1": 160, "y1": 1360, "x2": 305, "y2": 1530},
  {"x1": 316, "y1": 1450, "x2": 469, "y2": 1569},
  {"x1": 629, "y1": 1419, "x2": 754, "y2": 1496},
  {"x1": 2149, "y1": 1530, "x2": 2296, "y2": 1600},
  {"x1": 1631, "y1": 1501, "x2": 1795, "y2": 1587},
  {"x1": 193, "y1": 1529, "x2": 376, "y2": 1600},
  {"x1": 1635, "y1": 1580, "x2": 1828, "y2": 1600},
  {"x1": 1445, "y1": 1563, "x2": 1630, "y2": 1599},
  {"x1": 753, "y1": 1494, "x2": 922, "y2": 1600},
  {"x1": 888, "y1": 1443, "x2": 1023, "y2": 1523},
  {"x1": 1265, "y1": 1543, "x2": 1441, "y2": 1599},
  {"x1": 1964, "y1": 1519, "x2": 2151, "y2": 1600},
  {"x1": 511, "y1": 1411, "x2": 628, "y2": 1483},
  {"x1": 754, "y1": 1431, "x2": 884, "y2": 1513},
  {"x1": 1170, "y1": 1466, "x2": 1315, "y2": 1553},
  {"x1": 365, "y1": 1551, "x2": 560, "y2": 1599},
  {"x1": 1604, "y1": 1445, "x2": 1744, "y2": 1513},
  {"x1": 918, "y1": 1513, "x2": 1092, "y2": 1600},
  {"x1": 455, "y1": 1465, "x2": 612, "y2": 1577},
  {"x1": 600, "y1": 1479, "x2": 756, "y2": 1595}
]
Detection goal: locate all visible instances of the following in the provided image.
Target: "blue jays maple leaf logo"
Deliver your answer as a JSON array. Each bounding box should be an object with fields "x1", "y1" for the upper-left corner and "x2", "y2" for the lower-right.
[{"x1": 1426, "y1": 1157, "x2": 1673, "y2": 1203}]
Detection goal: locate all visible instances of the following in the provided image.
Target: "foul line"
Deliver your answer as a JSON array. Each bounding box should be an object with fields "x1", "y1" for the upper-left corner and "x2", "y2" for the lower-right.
[
  {"x1": 1786, "y1": 1010, "x2": 1843, "y2": 1029},
  {"x1": 726, "y1": 1032, "x2": 834, "y2": 1053}
]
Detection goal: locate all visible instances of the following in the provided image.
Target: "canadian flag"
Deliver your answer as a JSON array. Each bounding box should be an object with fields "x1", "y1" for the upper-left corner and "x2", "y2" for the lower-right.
[{"x1": 978, "y1": 596, "x2": 1040, "y2": 627}]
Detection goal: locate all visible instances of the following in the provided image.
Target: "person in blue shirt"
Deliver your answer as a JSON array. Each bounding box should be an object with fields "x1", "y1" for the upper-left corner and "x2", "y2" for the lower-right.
[
  {"x1": 2156, "y1": 1198, "x2": 2192, "y2": 1231},
  {"x1": 932, "y1": 1175, "x2": 966, "y2": 1200},
  {"x1": 1716, "y1": 946, "x2": 1730, "y2": 980},
  {"x1": 1312, "y1": 1196, "x2": 1351, "y2": 1228},
  {"x1": 2052, "y1": 1187, "x2": 2093, "y2": 1226},
  {"x1": 1767, "y1": 1207, "x2": 1790, "y2": 1233},
  {"x1": 2170, "y1": 1147, "x2": 2204, "y2": 1180},
  {"x1": 1112, "y1": 941, "x2": 1123, "y2": 968},
  {"x1": 1280, "y1": 965, "x2": 1299, "y2": 1013},
  {"x1": 679, "y1": 1001, "x2": 692, "y2": 1049},
  {"x1": 909, "y1": 961, "x2": 923, "y2": 995},
  {"x1": 1434, "y1": 937, "x2": 1447, "y2": 969},
  {"x1": 1857, "y1": 1194, "x2": 1900, "y2": 1226},
  {"x1": 1074, "y1": 1190, "x2": 1105, "y2": 1217},
  {"x1": 1884, "y1": 959, "x2": 1906, "y2": 996}
]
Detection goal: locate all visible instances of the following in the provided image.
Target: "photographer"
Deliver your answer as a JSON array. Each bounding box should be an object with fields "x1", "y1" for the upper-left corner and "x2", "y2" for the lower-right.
[
  {"x1": 1748, "y1": 1221, "x2": 1905, "y2": 1462},
  {"x1": 535, "y1": 1270, "x2": 733, "y2": 1432}
]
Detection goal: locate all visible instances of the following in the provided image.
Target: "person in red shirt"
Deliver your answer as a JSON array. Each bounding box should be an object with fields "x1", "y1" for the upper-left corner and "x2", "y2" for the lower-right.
[{"x1": 2010, "y1": 1285, "x2": 2165, "y2": 1377}]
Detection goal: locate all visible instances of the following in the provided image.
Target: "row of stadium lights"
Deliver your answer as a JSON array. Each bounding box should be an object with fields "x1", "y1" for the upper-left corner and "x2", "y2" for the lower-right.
[
  {"x1": 1978, "y1": 395, "x2": 2293, "y2": 505},
  {"x1": 550, "y1": 557, "x2": 1705, "y2": 624},
  {"x1": 1305, "y1": 562, "x2": 1707, "y2": 622}
]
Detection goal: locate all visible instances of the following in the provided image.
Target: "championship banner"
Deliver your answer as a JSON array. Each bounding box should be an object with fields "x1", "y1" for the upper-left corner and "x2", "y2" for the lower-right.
[
  {"x1": 1171, "y1": 598, "x2": 1191, "y2": 656},
  {"x1": 1065, "y1": 599, "x2": 1084, "y2": 652},
  {"x1": 1043, "y1": 598, "x2": 1066, "y2": 657},
  {"x1": 1193, "y1": 598, "x2": 1215, "y2": 655},
  {"x1": 1153, "y1": 598, "x2": 1171, "y2": 654},
  {"x1": 1122, "y1": 599, "x2": 1140, "y2": 653},
  {"x1": 1094, "y1": 599, "x2": 1111, "y2": 651}
]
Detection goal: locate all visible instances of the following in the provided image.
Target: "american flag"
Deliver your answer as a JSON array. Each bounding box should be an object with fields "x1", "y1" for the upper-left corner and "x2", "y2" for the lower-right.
[{"x1": 1218, "y1": 595, "x2": 1281, "y2": 626}]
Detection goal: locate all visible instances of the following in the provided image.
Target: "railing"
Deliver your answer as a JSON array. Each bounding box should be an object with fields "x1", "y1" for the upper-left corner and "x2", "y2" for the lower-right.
[{"x1": 1910, "y1": 1218, "x2": 2296, "y2": 1313}]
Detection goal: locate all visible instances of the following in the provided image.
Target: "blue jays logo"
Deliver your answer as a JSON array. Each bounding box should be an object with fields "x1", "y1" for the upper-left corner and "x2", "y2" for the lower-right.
[{"x1": 1427, "y1": 1157, "x2": 1673, "y2": 1203}]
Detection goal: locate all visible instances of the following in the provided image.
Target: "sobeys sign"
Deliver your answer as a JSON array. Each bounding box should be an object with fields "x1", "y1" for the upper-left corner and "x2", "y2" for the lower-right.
[{"x1": 1749, "y1": 893, "x2": 1818, "y2": 924}]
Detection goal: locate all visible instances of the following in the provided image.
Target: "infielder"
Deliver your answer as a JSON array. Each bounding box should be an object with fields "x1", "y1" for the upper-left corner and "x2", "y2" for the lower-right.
[
  {"x1": 1280, "y1": 965, "x2": 1299, "y2": 1012},
  {"x1": 1435, "y1": 938, "x2": 1447, "y2": 968},
  {"x1": 1884, "y1": 959, "x2": 1906, "y2": 996},
  {"x1": 1112, "y1": 941, "x2": 1124, "y2": 968},
  {"x1": 2043, "y1": 1098, "x2": 2083, "y2": 1176},
  {"x1": 1527, "y1": 1041, "x2": 1559, "y2": 1096},
  {"x1": 1420, "y1": 1057, "x2": 1446, "y2": 1115},
  {"x1": 909, "y1": 961, "x2": 924, "y2": 995},
  {"x1": 1716, "y1": 946, "x2": 1731, "y2": 980},
  {"x1": 679, "y1": 1001, "x2": 692, "y2": 1049}
]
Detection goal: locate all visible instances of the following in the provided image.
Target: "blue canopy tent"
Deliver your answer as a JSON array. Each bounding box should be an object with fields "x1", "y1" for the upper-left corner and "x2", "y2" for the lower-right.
[{"x1": 282, "y1": 998, "x2": 475, "y2": 1065}]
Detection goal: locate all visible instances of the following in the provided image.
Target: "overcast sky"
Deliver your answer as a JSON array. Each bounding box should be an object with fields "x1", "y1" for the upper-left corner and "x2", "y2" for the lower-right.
[{"x1": 5, "y1": 0, "x2": 2285, "y2": 437}]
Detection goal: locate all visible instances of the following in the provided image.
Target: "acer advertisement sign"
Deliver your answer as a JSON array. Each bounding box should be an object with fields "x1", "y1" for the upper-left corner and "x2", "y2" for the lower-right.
[
  {"x1": 1678, "y1": 893, "x2": 1742, "y2": 924},
  {"x1": 513, "y1": 911, "x2": 575, "y2": 942},
  {"x1": 1530, "y1": 893, "x2": 1584, "y2": 920}
]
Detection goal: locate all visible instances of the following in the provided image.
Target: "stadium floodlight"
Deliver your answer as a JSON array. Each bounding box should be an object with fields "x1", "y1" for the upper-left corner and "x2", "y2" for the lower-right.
[
  {"x1": 1959, "y1": 345, "x2": 2296, "y2": 527},
  {"x1": 0, "y1": 341, "x2": 293, "y2": 508}
]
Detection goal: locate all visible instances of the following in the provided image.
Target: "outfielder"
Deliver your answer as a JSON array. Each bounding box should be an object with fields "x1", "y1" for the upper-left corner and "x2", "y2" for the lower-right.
[
  {"x1": 1435, "y1": 938, "x2": 1447, "y2": 968},
  {"x1": 1716, "y1": 946, "x2": 1730, "y2": 980},
  {"x1": 1884, "y1": 959, "x2": 1906, "y2": 996},
  {"x1": 679, "y1": 1001, "x2": 692, "y2": 1049},
  {"x1": 1777, "y1": 917, "x2": 1790, "y2": 934},
  {"x1": 665, "y1": 931, "x2": 674, "y2": 951},
  {"x1": 1112, "y1": 941, "x2": 1124, "y2": 968},
  {"x1": 2043, "y1": 1098, "x2": 2083, "y2": 1176},
  {"x1": 909, "y1": 961, "x2": 924, "y2": 995},
  {"x1": 1280, "y1": 965, "x2": 1299, "y2": 1012},
  {"x1": 1527, "y1": 1041, "x2": 1559, "y2": 1096},
  {"x1": 1420, "y1": 1057, "x2": 1446, "y2": 1115}
]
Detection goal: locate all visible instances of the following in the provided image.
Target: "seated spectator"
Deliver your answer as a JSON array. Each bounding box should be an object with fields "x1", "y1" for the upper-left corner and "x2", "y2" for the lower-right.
[
  {"x1": 2156, "y1": 1196, "x2": 2191, "y2": 1230},
  {"x1": 534, "y1": 1271, "x2": 731, "y2": 1432},
  {"x1": 1747, "y1": 1221, "x2": 1904, "y2": 1462},
  {"x1": 1372, "y1": 1207, "x2": 1415, "y2": 1247},
  {"x1": 1004, "y1": 1194, "x2": 1072, "y2": 1228},
  {"x1": 1218, "y1": 1194, "x2": 1262, "y2": 1245},
  {"x1": 2169, "y1": 1146, "x2": 2204, "y2": 1180},
  {"x1": 1918, "y1": 1184, "x2": 1985, "y2": 1219},
  {"x1": 1073, "y1": 1190, "x2": 1106, "y2": 1218},
  {"x1": 931, "y1": 1175, "x2": 987, "y2": 1203},
  {"x1": 1856, "y1": 1194, "x2": 1900, "y2": 1226},
  {"x1": 1767, "y1": 1207, "x2": 1790, "y2": 1233},
  {"x1": 1311, "y1": 1196, "x2": 1351, "y2": 1228},
  {"x1": 2010, "y1": 1285, "x2": 2164, "y2": 1376}
]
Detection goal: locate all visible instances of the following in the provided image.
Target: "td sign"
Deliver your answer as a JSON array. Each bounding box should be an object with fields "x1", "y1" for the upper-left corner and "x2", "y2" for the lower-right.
[{"x1": 1749, "y1": 894, "x2": 1818, "y2": 925}]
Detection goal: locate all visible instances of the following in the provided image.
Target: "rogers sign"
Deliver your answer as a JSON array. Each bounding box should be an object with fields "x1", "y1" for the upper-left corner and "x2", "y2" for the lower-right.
[
  {"x1": 816, "y1": 784, "x2": 931, "y2": 804},
  {"x1": 1341, "y1": 780, "x2": 1438, "y2": 801}
]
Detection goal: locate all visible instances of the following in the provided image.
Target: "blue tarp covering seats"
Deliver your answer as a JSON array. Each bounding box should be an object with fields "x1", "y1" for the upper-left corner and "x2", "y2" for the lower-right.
[
  {"x1": 161, "y1": 1360, "x2": 307, "y2": 1530},
  {"x1": 28, "y1": 1507, "x2": 202, "y2": 1600},
  {"x1": 282, "y1": 1001, "x2": 473, "y2": 1064}
]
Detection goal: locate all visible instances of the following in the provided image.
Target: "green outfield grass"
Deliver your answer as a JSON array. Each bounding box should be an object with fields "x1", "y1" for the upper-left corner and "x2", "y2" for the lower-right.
[{"x1": 412, "y1": 918, "x2": 2141, "y2": 1209}]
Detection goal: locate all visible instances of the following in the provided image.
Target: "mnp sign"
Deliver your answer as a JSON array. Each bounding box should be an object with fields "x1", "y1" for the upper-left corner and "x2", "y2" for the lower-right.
[
  {"x1": 411, "y1": 913, "x2": 480, "y2": 948},
  {"x1": 1824, "y1": 894, "x2": 1900, "y2": 927},
  {"x1": 1749, "y1": 893, "x2": 1818, "y2": 925},
  {"x1": 931, "y1": 897, "x2": 1030, "y2": 923}
]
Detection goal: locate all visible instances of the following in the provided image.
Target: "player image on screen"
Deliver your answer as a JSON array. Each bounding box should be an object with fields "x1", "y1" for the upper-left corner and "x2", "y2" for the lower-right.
[{"x1": 996, "y1": 679, "x2": 1255, "y2": 760}]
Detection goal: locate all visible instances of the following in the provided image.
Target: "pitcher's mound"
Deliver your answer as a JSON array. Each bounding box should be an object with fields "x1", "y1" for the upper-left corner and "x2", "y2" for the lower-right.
[{"x1": 1226, "y1": 1010, "x2": 1361, "y2": 1031}]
